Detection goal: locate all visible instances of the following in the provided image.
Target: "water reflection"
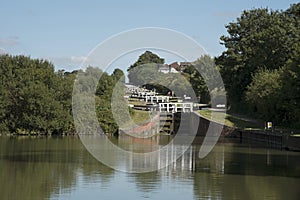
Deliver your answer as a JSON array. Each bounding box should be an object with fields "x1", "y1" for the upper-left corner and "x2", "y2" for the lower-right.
[
  {"x1": 79, "y1": 134, "x2": 198, "y2": 173},
  {"x1": 0, "y1": 136, "x2": 114, "y2": 200},
  {"x1": 0, "y1": 136, "x2": 299, "y2": 200},
  {"x1": 192, "y1": 144, "x2": 300, "y2": 200}
]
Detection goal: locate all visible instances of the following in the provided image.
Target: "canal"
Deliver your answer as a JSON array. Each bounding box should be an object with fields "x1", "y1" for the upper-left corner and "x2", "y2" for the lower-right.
[{"x1": 0, "y1": 135, "x2": 299, "y2": 200}]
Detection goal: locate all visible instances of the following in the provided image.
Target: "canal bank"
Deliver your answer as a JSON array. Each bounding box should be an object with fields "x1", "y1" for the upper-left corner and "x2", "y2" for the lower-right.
[
  {"x1": 124, "y1": 84, "x2": 300, "y2": 151},
  {"x1": 236, "y1": 129, "x2": 300, "y2": 151},
  {"x1": 195, "y1": 111, "x2": 300, "y2": 151}
]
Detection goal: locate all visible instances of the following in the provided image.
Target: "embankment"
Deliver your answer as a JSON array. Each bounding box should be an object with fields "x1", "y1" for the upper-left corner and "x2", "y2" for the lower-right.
[{"x1": 193, "y1": 111, "x2": 300, "y2": 151}]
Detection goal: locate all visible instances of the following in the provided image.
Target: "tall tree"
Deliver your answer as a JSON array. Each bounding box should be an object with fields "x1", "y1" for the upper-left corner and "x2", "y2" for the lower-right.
[
  {"x1": 245, "y1": 68, "x2": 282, "y2": 121},
  {"x1": 217, "y1": 3, "x2": 300, "y2": 127},
  {"x1": 128, "y1": 51, "x2": 165, "y2": 87},
  {"x1": 112, "y1": 68, "x2": 125, "y2": 82},
  {"x1": 0, "y1": 55, "x2": 75, "y2": 134},
  {"x1": 216, "y1": 7, "x2": 296, "y2": 108},
  {"x1": 128, "y1": 51, "x2": 164, "y2": 71},
  {"x1": 216, "y1": 4, "x2": 299, "y2": 110},
  {"x1": 182, "y1": 55, "x2": 213, "y2": 103}
]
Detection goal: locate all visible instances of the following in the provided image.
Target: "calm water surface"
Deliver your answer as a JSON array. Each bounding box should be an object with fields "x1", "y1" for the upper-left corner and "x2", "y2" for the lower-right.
[{"x1": 0, "y1": 135, "x2": 299, "y2": 200}]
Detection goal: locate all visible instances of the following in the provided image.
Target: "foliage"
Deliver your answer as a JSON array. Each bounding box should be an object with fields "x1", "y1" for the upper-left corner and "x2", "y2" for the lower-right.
[
  {"x1": 128, "y1": 50, "x2": 164, "y2": 72},
  {"x1": 0, "y1": 54, "x2": 138, "y2": 135},
  {"x1": 112, "y1": 68, "x2": 125, "y2": 83},
  {"x1": 73, "y1": 66, "x2": 127, "y2": 134},
  {"x1": 128, "y1": 63, "x2": 160, "y2": 86},
  {"x1": 245, "y1": 68, "x2": 282, "y2": 121},
  {"x1": 183, "y1": 64, "x2": 208, "y2": 102},
  {"x1": 128, "y1": 51, "x2": 200, "y2": 99},
  {"x1": 128, "y1": 51, "x2": 167, "y2": 92},
  {"x1": 182, "y1": 55, "x2": 224, "y2": 103},
  {"x1": 217, "y1": 3, "x2": 300, "y2": 128},
  {"x1": 217, "y1": 5, "x2": 298, "y2": 106},
  {"x1": 0, "y1": 54, "x2": 75, "y2": 134}
]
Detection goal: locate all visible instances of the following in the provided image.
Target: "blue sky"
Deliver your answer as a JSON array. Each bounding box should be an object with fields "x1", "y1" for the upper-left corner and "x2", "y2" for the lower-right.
[{"x1": 0, "y1": 0, "x2": 298, "y2": 72}]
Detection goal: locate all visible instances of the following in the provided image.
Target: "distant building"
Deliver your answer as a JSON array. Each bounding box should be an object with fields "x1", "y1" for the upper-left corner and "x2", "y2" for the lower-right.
[
  {"x1": 158, "y1": 64, "x2": 179, "y2": 74},
  {"x1": 157, "y1": 61, "x2": 192, "y2": 73},
  {"x1": 169, "y1": 62, "x2": 180, "y2": 71}
]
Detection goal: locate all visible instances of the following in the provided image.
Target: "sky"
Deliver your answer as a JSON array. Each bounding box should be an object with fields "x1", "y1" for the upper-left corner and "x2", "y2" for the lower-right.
[{"x1": 0, "y1": 0, "x2": 298, "y2": 72}]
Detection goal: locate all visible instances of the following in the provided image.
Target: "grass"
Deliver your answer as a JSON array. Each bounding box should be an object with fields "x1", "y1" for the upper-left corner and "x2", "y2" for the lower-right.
[
  {"x1": 291, "y1": 134, "x2": 300, "y2": 137},
  {"x1": 121, "y1": 97, "x2": 152, "y2": 128},
  {"x1": 120, "y1": 110, "x2": 151, "y2": 128},
  {"x1": 128, "y1": 100, "x2": 146, "y2": 106},
  {"x1": 131, "y1": 110, "x2": 151, "y2": 124},
  {"x1": 198, "y1": 110, "x2": 262, "y2": 129}
]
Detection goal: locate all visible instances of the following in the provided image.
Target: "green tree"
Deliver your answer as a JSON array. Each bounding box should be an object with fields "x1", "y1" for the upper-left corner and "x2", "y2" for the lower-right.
[
  {"x1": 0, "y1": 55, "x2": 75, "y2": 135},
  {"x1": 182, "y1": 55, "x2": 222, "y2": 103},
  {"x1": 112, "y1": 68, "x2": 125, "y2": 83},
  {"x1": 216, "y1": 7, "x2": 296, "y2": 108},
  {"x1": 217, "y1": 3, "x2": 300, "y2": 127},
  {"x1": 96, "y1": 68, "x2": 127, "y2": 134},
  {"x1": 128, "y1": 51, "x2": 164, "y2": 72},
  {"x1": 128, "y1": 51, "x2": 165, "y2": 87},
  {"x1": 279, "y1": 60, "x2": 300, "y2": 127},
  {"x1": 73, "y1": 67, "x2": 129, "y2": 135},
  {"x1": 246, "y1": 68, "x2": 282, "y2": 121},
  {"x1": 128, "y1": 63, "x2": 160, "y2": 86}
]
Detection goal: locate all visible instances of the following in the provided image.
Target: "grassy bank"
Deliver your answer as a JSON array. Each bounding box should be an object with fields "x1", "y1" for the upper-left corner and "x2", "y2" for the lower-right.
[
  {"x1": 120, "y1": 110, "x2": 151, "y2": 128},
  {"x1": 198, "y1": 110, "x2": 263, "y2": 129}
]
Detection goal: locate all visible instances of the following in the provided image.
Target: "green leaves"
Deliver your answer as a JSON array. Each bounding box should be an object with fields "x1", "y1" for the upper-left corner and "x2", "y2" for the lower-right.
[
  {"x1": 245, "y1": 68, "x2": 282, "y2": 120},
  {"x1": 218, "y1": 3, "x2": 300, "y2": 128},
  {"x1": 127, "y1": 51, "x2": 165, "y2": 88},
  {"x1": 217, "y1": 5, "x2": 298, "y2": 106},
  {"x1": 0, "y1": 55, "x2": 75, "y2": 134},
  {"x1": 128, "y1": 51, "x2": 164, "y2": 71},
  {"x1": 95, "y1": 68, "x2": 126, "y2": 134}
]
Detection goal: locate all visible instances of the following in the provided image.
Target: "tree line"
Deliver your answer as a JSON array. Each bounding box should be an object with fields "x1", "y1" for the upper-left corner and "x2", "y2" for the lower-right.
[
  {"x1": 0, "y1": 54, "x2": 125, "y2": 135},
  {"x1": 0, "y1": 3, "x2": 299, "y2": 135},
  {"x1": 128, "y1": 3, "x2": 300, "y2": 128},
  {"x1": 127, "y1": 51, "x2": 222, "y2": 104},
  {"x1": 216, "y1": 3, "x2": 300, "y2": 128},
  {"x1": 0, "y1": 55, "x2": 75, "y2": 135}
]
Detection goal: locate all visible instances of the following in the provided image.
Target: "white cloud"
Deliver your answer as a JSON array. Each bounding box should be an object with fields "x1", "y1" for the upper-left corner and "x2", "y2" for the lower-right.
[
  {"x1": 0, "y1": 36, "x2": 19, "y2": 46},
  {"x1": 70, "y1": 56, "x2": 88, "y2": 63},
  {"x1": 45, "y1": 55, "x2": 90, "y2": 71}
]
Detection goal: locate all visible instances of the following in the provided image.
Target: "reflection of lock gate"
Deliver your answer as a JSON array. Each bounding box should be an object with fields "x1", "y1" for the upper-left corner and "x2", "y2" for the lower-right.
[{"x1": 74, "y1": 28, "x2": 227, "y2": 172}]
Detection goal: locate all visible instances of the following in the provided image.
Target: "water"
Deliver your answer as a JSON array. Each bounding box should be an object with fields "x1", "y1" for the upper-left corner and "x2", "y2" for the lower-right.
[{"x1": 0, "y1": 135, "x2": 299, "y2": 200}]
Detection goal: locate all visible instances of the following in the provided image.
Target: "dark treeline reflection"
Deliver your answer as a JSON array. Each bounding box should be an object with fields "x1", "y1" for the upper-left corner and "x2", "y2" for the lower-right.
[
  {"x1": 0, "y1": 136, "x2": 299, "y2": 200},
  {"x1": 192, "y1": 144, "x2": 300, "y2": 200},
  {"x1": 0, "y1": 136, "x2": 114, "y2": 200}
]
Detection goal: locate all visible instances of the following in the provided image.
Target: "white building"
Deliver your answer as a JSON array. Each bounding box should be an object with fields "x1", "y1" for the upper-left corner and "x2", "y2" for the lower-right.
[{"x1": 158, "y1": 64, "x2": 179, "y2": 74}]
